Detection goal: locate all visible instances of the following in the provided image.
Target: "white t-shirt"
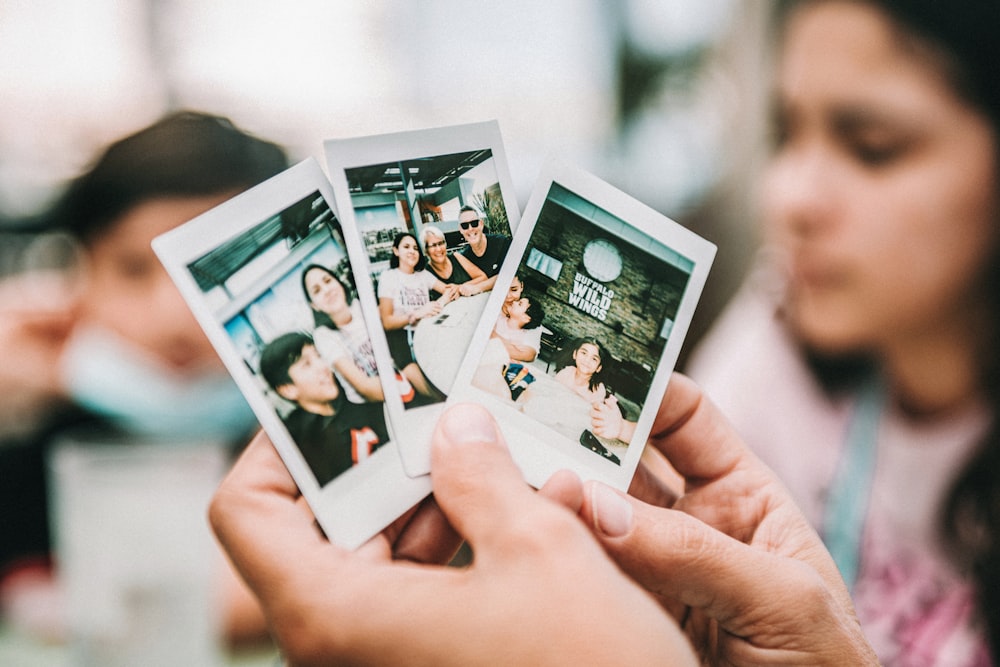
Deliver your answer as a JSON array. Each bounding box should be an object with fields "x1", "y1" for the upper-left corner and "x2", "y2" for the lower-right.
[
  {"x1": 377, "y1": 268, "x2": 437, "y2": 329},
  {"x1": 313, "y1": 302, "x2": 378, "y2": 404},
  {"x1": 493, "y1": 314, "x2": 542, "y2": 356}
]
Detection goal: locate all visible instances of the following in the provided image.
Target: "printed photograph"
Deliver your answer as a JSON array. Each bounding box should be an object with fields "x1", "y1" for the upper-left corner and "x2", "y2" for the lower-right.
[
  {"x1": 153, "y1": 159, "x2": 433, "y2": 548},
  {"x1": 186, "y1": 190, "x2": 390, "y2": 487},
  {"x1": 472, "y1": 182, "x2": 694, "y2": 466},
  {"x1": 343, "y1": 148, "x2": 514, "y2": 405}
]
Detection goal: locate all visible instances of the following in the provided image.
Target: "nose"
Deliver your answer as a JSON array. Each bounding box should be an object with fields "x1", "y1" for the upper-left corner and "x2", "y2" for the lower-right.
[
  {"x1": 148, "y1": 269, "x2": 218, "y2": 367},
  {"x1": 762, "y1": 143, "x2": 839, "y2": 242}
]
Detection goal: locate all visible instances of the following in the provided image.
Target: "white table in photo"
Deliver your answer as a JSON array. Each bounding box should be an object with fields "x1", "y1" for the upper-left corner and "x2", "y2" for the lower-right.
[{"x1": 411, "y1": 292, "x2": 490, "y2": 394}]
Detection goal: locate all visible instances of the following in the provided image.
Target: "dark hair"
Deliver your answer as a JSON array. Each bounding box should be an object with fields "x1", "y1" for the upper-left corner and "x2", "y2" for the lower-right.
[
  {"x1": 389, "y1": 232, "x2": 427, "y2": 271},
  {"x1": 561, "y1": 338, "x2": 608, "y2": 393},
  {"x1": 48, "y1": 110, "x2": 287, "y2": 244},
  {"x1": 522, "y1": 298, "x2": 545, "y2": 330},
  {"x1": 459, "y1": 205, "x2": 479, "y2": 218},
  {"x1": 301, "y1": 264, "x2": 354, "y2": 330},
  {"x1": 778, "y1": 0, "x2": 1000, "y2": 656},
  {"x1": 259, "y1": 331, "x2": 313, "y2": 391}
]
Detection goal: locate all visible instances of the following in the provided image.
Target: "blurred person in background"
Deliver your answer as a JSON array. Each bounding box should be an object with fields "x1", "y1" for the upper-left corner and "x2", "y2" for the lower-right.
[
  {"x1": 688, "y1": 1, "x2": 1000, "y2": 664},
  {"x1": 0, "y1": 110, "x2": 287, "y2": 646}
]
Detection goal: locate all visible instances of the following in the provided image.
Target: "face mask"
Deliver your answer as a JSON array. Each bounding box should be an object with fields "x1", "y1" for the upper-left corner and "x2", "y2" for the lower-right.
[{"x1": 60, "y1": 326, "x2": 257, "y2": 443}]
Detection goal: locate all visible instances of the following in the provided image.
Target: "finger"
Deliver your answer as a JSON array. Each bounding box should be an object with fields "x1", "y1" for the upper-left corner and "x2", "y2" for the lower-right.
[
  {"x1": 627, "y1": 446, "x2": 682, "y2": 509},
  {"x1": 582, "y1": 482, "x2": 834, "y2": 637},
  {"x1": 429, "y1": 403, "x2": 559, "y2": 556},
  {"x1": 391, "y1": 495, "x2": 463, "y2": 565},
  {"x1": 647, "y1": 374, "x2": 745, "y2": 484},
  {"x1": 209, "y1": 431, "x2": 343, "y2": 605},
  {"x1": 538, "y1": 469, "x2": 584, "y2": 515}
]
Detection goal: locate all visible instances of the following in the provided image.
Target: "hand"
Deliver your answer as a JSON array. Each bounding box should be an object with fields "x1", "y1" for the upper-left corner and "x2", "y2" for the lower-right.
[
  {"x1": 577, "y1": 374, "x2": 878, "y2": 666},
  {"x1": 0, "y1": 272, "x2": 78, "y2": 425},
  {"x1": 590, "y1": 395, "x2": 634, "y2": 441},
  {"x1": 440, "y1": 284, "x2": 460, "y2": 303},
  {"x1": 211, "y1": 406, "x2": 696, "y2": 666}
]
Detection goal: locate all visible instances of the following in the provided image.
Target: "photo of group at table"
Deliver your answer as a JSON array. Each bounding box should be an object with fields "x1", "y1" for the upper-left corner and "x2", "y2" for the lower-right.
[
  {"x1": 471, "y1": 182, "x2": 695, "y2": 467},
  {"x1": 342, "y1": 148, "x2": 515, "y2": 405},
  {"x1": 185, "y1": 191, "x2": 390, "y2": 487}
]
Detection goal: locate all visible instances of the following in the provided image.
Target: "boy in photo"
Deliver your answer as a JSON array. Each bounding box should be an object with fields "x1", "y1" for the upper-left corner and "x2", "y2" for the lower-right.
[{"x1": 260, "y1": 332, "x2": 388, "y2": 486}]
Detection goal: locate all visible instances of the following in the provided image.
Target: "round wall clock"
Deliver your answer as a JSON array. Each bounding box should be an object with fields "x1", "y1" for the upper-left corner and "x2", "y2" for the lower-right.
[{"x1": 582, "y1": 238, "x2": 622, "y2": 282}]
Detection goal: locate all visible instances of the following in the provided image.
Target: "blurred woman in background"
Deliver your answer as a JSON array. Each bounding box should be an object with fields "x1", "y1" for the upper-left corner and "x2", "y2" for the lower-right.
[{"x1": 688, "y1": 1, "x2": 1000, "y2": 664}]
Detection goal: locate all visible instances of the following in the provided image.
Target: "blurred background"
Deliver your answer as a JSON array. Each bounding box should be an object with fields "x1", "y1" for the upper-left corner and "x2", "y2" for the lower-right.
[{"x1": 0, "y1": 0, "x2": 774, "y2": 351}]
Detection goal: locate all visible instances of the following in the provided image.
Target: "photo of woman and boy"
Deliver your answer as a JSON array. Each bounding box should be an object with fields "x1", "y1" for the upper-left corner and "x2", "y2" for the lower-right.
[{"x1": 186, "y1": 192, "x2": 396, "y2": 488}]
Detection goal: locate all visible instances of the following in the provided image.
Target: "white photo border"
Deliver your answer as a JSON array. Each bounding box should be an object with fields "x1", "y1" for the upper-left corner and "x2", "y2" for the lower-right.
[
  {"x1": 449, "y1": 159, "x2": 717, "y2": 490},
  {"x1": 324, "y1": 121, "x2": 521, "y2": 477},
  {"x1": 152, "y1": 158, "x2": 431, "y2": 549}
]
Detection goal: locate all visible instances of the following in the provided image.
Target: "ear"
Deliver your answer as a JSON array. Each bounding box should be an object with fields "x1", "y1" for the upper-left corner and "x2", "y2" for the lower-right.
[{"x1": 275, "y1": 383, "x2": 299, "y2": 402}]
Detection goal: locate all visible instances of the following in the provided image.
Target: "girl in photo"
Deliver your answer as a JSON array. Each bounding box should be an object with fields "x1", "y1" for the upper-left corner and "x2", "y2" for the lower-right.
[{"x1": 554, "y1": 338, "x2": 608, "y2": 405}]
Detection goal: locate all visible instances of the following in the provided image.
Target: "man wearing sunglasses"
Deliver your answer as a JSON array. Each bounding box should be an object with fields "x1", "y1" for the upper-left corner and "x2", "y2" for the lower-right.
[{"x1": 458, "y1": 205, "x2": 510, "y2": 292}]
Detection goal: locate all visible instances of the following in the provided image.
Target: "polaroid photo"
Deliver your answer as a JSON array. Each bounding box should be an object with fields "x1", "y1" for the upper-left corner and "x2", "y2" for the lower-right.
[
  {"x1": 325, "y1": 120, "x2": 521, "y2": 477},
  {"x1": 152, "y1": 158, "x2": 431, "y2": 549},
  {"x1": 449, "y1": 159, "x2": 717, "y2": 491}
]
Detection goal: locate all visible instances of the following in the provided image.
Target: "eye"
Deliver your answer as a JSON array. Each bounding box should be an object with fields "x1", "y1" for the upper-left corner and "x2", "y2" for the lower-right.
[{"x1": 849, "y1": 139, "x2": 908, "y2": 167}]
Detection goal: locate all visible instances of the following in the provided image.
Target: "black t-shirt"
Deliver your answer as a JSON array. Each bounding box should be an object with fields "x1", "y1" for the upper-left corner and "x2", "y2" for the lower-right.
[
  {"x1": 461, "y1": 235, "x2": 510, "y2": 277},
  {"x1": 428, "y1": 255, "x2": 473, "y2": 300},
  {"x1": 282, "y1": 396, "x2": 388, "y2": 486}
]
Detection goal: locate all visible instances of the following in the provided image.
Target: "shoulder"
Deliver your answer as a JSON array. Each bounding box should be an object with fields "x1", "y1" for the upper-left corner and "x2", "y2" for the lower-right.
[
  {"x1": 377, "y1": 269, "x2": 400, "y2": 295},
  {"x1": 417, "y1": 269, "x2": 437, "y2": 287}
]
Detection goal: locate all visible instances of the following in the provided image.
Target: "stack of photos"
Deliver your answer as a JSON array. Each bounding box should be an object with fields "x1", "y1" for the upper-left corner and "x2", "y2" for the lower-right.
[{"x1": 154, "y1": 122, "x2": 715, "y2": 548}]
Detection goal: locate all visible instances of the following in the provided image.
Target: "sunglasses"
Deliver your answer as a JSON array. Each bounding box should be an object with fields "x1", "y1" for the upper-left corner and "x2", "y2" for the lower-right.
[
  {"x1": 426, "y1": 241, "x2": 446, "y2": 250},
  {"x1": 459, "y1": 219, "x2": 481, "y2": 230}
]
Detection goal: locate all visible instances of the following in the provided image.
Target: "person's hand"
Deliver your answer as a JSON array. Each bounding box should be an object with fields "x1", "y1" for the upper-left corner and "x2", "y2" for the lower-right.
[
  {"x1": 590, "y1": 395, "x2": 626, "y2": 440},
  {"x1": 440, "y1": 284, "x2": 460, "y2": 303},
  {"x1": 0, "y1": 272, "x2": 78, "y2": 428},
  {"x1": 577, "y1": 374, "x2": 878, "y2": 665},
  {"x1": 210, "y1": 406, "x2": 696, "y2": 666}
]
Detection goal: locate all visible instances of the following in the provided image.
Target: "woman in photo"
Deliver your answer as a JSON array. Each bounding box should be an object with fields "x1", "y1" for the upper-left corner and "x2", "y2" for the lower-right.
[
  {"x1": 419, "y1": 225, "x2": 486, "y2": 297},
  {"x1": 501, "y1": 274, "x2": 524, "y2": 317},
  {"x1": 302, "y1": 264, "x2": 401, "y2": 404},
  {"x1": 377, "y1": 231, "x2": 456, "y2": 398}
]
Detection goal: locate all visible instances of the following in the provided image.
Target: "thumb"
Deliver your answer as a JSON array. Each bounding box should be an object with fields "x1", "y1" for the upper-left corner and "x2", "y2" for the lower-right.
[
  {"x1": 430, "y1": 403, "x2": 549, "y2": 554},
  {"x1": 581, "y1": 482, "x2": 830, "y2": 635}
]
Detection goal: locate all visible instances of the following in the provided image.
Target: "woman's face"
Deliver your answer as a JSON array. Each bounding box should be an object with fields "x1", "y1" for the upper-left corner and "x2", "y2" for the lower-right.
[
  {"x1": 573, "y1": 343, "x2": 603, "y2": 377},
  {"x1": 425, "y1": 234, "x2": 448, "y2": 264},
  {"x1": 393, "y1": 235, "x2": 421, "y2": 272},
  {"x1": 505, "y1": 277, "x2": 524, "y2": 305},
  {"x1": 763, "y1": 1, "x2": 999, "y2": 354},
  {"x1": 305, "y1": 268, "x2": 348, "y2": 316}
]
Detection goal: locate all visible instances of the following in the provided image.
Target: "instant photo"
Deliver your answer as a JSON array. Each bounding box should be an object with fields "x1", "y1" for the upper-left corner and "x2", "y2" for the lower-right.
[
  {"x1": 153, "y1": 159, "x2": 431, "y2": 549},
  {"x1": 325, "y1": 121, "x2": 521, "y2": 476},
  {"x1": 450, "y1": 160, "x2": 716, "y2": 490}
]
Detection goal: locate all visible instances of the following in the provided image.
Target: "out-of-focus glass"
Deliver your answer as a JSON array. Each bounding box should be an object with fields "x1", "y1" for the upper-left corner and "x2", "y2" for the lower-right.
[{"x1": 49, "y1": 433, "x2": 227, "y2": 667}]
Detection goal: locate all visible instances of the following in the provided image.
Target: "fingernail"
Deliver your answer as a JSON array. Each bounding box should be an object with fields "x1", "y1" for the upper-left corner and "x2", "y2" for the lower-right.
[
  {"x1": 440, "y1": 404, "x2": 497, "y2": 446},
  {"x1": 592, "y1": 484, "x2": 633, "y2": 538}
]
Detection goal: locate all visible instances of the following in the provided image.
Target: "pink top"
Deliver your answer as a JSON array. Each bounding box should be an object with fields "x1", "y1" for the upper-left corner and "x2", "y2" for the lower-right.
[{"x1": 687, "y1": 275, "x2": 992, "y2": 667}]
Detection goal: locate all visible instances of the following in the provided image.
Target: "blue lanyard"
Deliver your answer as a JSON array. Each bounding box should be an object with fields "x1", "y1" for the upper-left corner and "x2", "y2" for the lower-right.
[{"x1": 822, "y1": 376, "x2": 884, "y2": 592}]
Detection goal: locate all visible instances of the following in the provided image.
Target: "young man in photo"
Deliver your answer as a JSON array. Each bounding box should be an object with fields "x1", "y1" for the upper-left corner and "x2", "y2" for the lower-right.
[
  {"x1": 458, "y1": 205, "x2": 510, "y2": 291},
  {"x1": 260, "y1": 332, "x2": 388, "y2": 486}
]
